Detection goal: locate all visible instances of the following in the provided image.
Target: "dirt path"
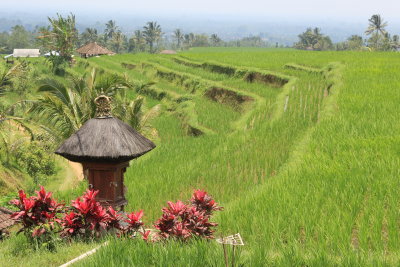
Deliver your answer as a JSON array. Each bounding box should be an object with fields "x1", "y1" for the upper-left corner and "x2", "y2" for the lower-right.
[
  {"x1": 53, "y1": 159, "x2": 84, "y2": 191},
  {"x1": 68, "y1": 161, "x2": 84, "y2": 181}
]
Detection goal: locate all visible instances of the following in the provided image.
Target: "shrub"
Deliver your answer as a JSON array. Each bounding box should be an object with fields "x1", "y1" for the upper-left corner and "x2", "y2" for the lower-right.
[
  {"x1": 14, "y1": 141, "x2": 57, "y2": 185},
  {"x1": 61, "y1": 189, "x2": 145, "y2": 240},
  {"x1": 61, "y1": 189, "x2": 109, "y2": 239},
  {"x1": 154, "y1": 189, "x2": 222, "y2": 241},
  {"x1": 10, "y1": 186, "x2": 64, "y2": 250}
]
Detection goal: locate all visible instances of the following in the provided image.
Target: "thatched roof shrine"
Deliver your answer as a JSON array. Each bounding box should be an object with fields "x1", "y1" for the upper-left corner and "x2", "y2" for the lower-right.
[
  {"x1": 55, "y1": 95, "x2": 155, "y2": 163},
  {"x1": 76, "y1": 42, "x2": 115, "y2": 57}
]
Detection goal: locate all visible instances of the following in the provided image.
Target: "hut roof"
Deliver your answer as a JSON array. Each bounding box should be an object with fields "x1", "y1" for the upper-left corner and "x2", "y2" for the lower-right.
[
  {"x1": 13, "y1": 49, "x2": 40, "y2": 58},
  {"x1": 0, "y1": 207, "x2": 14, "y2": 231},
  {"x1": 55, "y1": 117, "x2": 156, "y2": 162},
  {"x1": 76, "y1": 42, "x2": 115, "y2": 56},
  {"x1": 160, "y1": 50, "x2": 177, "y2": 54}
]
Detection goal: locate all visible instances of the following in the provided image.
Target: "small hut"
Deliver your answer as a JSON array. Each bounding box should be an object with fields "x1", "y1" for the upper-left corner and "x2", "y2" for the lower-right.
[
  {"x1": 0, "y1": 207, "x2": 15, "y2": 238},
  {"x1": 76, "y1": 42, "x2": 115, "y2": 58},
  {"x1": 55, "y1": 95, "x2": 155, "y2": 209}
]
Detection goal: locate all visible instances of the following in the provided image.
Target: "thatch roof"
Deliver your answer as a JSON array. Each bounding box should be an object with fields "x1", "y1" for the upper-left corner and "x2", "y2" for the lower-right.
[
  {"x1": 76, "y1": 42, "x2": 115, "y2": 56},
  {"x1": 55, "y1": 117, "x2": 155, "y2": 163},
  {"x1": 0, "y1": 207, "x2": 14, "y2": 231},
  {"x1": 160, "y1": 50, "x2": 177, "y2": 55},
  {"x1": 13, "y1": 49, "x2": 40, "y2": 58}
]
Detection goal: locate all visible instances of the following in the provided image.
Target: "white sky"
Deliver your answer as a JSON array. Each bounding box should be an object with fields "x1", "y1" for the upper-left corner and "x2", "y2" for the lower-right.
[{"x1": 1, "y1": 0, "x2": 399, "y2": 20}]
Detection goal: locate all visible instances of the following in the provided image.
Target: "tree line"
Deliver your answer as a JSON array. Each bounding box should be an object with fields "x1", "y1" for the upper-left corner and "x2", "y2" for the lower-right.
[
  {"x1": 1, "y1": 13, "x2": 398, "y2": 55},
  {"x1": 295, "y1": 14, "x2": 399, "y2": 51},
  {"x1": 0, "y1": 14, "x2": 272, "y2": 57}
]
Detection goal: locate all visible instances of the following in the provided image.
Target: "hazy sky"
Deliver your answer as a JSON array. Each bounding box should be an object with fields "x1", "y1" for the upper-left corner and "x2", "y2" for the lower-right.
[{"x1": 2, "y1": 0, "x2": 399, "y2": 21}]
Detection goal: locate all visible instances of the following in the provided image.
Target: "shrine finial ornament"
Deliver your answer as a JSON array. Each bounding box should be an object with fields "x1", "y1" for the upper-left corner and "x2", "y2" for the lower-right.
[{"x1": 95, "y1": 94, "x2": 112, "y2": 118}]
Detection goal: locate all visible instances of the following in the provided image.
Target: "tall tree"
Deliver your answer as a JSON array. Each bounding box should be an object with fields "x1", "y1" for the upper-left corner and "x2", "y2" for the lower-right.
[
  {"x1": 39, "y1": 13, "x2": 78, "y2": 60},
  {"x1": 31, "y1": 69, "x2": 131, "y2": 140},
  {"x1": 81, "y1": 28, "x2": 98, "y2": 44},
  {"x1": 210, "y1": 34, "x2": 222, "y2": 46},
  {"x1": 295, "y1": 27, "x2": 332, "y2": 50},
  {"x1": 128, "y1": 30, "x2": 144, "y2": 52},
  {"x1": 347, "y1": 35, "x2": 364, "y2": 50},
  {"x1": 104, "y1": 20, "x2": 118, "y2": 41},
  {"x1": 111, "y1": 31, "x2": 126, "y2": 53},
  {"x1": 8, "y1": 25, "x2": 31, "y2": 49},
  {"x1": 365, "y1": 15, "x2": 389, "y2": 50},
  {"x1": 143, "y1": 21, "x2": 162, "y2": 53},
  {"x1": 173, "y1": 29, "x2": 184, "y2": 49},
  {"x1": 365, "y1": 14, "x2": 388, "y2": 36}
]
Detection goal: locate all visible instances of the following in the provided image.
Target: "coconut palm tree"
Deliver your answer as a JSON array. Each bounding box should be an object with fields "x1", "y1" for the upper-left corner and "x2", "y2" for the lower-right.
[
  {"x1": 81, "y1": 28, "x2": 98, "y2": 44},
  {"x1": 104, "y1": 20, "x2": 119, "y2": 41},
  {"x1": 143, "y1": 22, "x2": 162, "y2": 53},
  {"x1": 113, "y1": 85, "x2": 161, "y2": 135},
  {"x1": 111, "y1": 31, "x2": 126, "y2": 53},
  {"x1": 173, "y1": 29, "x2": 184, "y2": 49},
  {"x1": 30, "y1": 69, "x2": 131, "y2": 140},
  {"x1": 365, "y1": 14, "x2": 388, "y2": 36}
]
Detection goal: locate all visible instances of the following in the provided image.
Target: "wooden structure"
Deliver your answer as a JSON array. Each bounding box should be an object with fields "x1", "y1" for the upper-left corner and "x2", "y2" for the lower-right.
[
  {"x1": 76, "y1": 42, "x2": 115, "y2": 58},
  {"x1": 0, "y1": 207, "x2": 14, "y2": 238},
  {"x1": 55, "y1": 95, "x2": 155, "y2": 209}
]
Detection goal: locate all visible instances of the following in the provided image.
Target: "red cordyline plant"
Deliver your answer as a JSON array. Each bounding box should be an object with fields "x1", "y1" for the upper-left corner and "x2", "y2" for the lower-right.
[
  {"x1": 11, "y1": 186, "x2": 64, "y2": 238},
  {"x1": 61, "y1": 189, "x2": 110, "y2": 238},
  {"x1": 10, "y1": 186, "x2": 64, "y2": 250},
  {"x1": 61, "y1": 189, "x2": 146, "y2": 240},
  {"x1": 154, "y1": 189, "x2": 222, "y2": 241}
]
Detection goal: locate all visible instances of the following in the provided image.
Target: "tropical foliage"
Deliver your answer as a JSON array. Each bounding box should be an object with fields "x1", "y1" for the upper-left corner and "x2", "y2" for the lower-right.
[
  {"x1": 39, "y1": 13, "x2": 78, "y2": 60},
  {"x1": 143, "y1": 21, "x2": 162, "y2": 53},
  {"x1": 294, "y1": 27, "x2": 333, "y2": 50},
  {"x1": 33, "y1": 71, "x2": 118, "y2": 137}
]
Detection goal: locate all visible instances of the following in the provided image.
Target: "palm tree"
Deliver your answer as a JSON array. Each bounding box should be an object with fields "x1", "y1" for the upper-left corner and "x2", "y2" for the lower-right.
[
  {"x1": 104, "y1": 20, "x2": 119, "y2": 41},
  {"x1": 173, "y1": 29, "x2": 184, "y2": 49},
  {"x1": 133, "y1": 30, "x2": 146, "y2": 52},
  {"x1": 365, "y1": 14, "x2": 388, "y2": 36},
  {"x1": 111, "y1": 31, "x2": 126, "y2": 53},
  {"x1": 0, "y1": 62, "x2": 29, "y2": 95},
  {"x1": 113, "y1": 84, "x2": 161, "y2": 135},
  {"x1": 143, "y1": 22, "x2": 162, "y2": 53},
  {"x1": 30, "y1": 69, "x2": 131, "y2": 140},
  {"x1": 81, "y1": 28, "x2": 98, "y2": 44}
]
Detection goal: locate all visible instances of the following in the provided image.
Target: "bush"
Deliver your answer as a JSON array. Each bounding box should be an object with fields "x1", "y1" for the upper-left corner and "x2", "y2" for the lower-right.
[
  {"x1": 61, "y1": 189, "x2": 145, "y2": 240},
  {"x1": 10, "y1": 186, "x2": 64, "y2": 250},
  {"x1": 61, "y1": 189, "x2": 109, "y2": 239},
  {"x1": 14, "y1": 141, "x2": 57, "y2": 185},
  {"x1": 154, "y1": 189, "x2": 222, "y2": 241}
]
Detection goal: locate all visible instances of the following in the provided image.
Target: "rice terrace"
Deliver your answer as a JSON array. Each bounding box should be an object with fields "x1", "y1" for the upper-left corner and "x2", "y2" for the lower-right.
[{"x1": 0, "y1": 2, "x2": 400, "y2": 267}]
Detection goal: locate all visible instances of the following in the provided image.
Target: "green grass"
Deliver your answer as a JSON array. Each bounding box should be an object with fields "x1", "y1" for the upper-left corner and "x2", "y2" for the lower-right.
[{"x1": 2, "y1": 49, "x2": 400, "y2": 266}]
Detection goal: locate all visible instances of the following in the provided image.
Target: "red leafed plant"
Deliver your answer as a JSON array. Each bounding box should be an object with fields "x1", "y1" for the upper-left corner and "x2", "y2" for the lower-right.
[
  {"x1": 10, "y1": 186, "x2": 64, "y2": 249},
  {"x1": 154, "y1": 189, "x2": 222, "y2": 240},
  {"x1": 119, "y1": 210, "x2": 145, "y2": 238},
  {"x1": 61, "y1": 189, "x2": 110, "y2": 239}
]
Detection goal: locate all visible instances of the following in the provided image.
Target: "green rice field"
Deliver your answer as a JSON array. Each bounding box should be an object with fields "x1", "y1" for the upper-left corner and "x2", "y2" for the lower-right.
[{"x1": 1, "y1": 48, "x2": 400, "y2": 266}]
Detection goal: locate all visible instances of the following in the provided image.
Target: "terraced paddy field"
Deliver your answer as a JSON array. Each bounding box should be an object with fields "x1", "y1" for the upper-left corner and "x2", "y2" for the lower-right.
[{"x1": 1, "y1": 48, "x2": 400, "y2": 266}]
